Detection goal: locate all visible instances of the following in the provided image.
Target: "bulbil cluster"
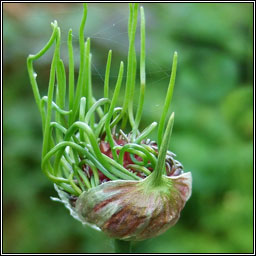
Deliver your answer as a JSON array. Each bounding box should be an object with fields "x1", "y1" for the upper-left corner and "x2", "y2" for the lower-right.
[{"x1": 27, "y1": 3, "x2": 192, "y2": 241}]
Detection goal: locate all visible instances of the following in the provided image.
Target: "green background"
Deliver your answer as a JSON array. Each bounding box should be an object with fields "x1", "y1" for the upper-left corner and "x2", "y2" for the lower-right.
[{"x1": 3, "y1": 3, "x2": 253, "y2": 253}]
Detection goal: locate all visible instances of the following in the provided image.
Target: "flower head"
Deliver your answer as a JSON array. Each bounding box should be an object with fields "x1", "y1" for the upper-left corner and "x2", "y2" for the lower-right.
[{"x1": 27, "y1": 3, "x2": 192, "y2": 241}]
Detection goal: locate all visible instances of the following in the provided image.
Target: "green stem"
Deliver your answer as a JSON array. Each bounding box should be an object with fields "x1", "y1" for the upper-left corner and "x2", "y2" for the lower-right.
[
  {"x1": 27, "y1": 21, "x2": 58, "y2": 130},
  {"x1": 114, "y1": 239, "x2": 131, "y2": 253},
  {"x1": 55, "y1": 28, "x2": 65, "y2": 142},
  {"x1": 92, "y1": 96, "x2": 104, "y2": 119},
  {"x1": 71, "y1": 4, "x2": 87, "y2": 123},
  {"x1": 117, "y1": 143, "x2": 156, "y2": 168},
  {"x1": 43, "y1": 140, "x2": 118, "y2": 181},
  {"x1": 73, "y1": 164, "x2": 91, "y2": 190},
  {"x1": 68, "y1": 29, "x2": 74, "y2": 126},
  {"x1": 84, "y1": 98, "x2": 110, "y2": 124},
  {"x1": 134, "y1": 121, "x2": 157, "y2": 143},
  {"x1": 104, "y1": 50, "x2": 112, "y2": 114},
  {"x1": 84, "y1": 40, "x2": 91, "y2": 111},
  {"x1": 152, "y1": 112, "x2": 175, "y2": 186},
  {"x1": 105, "y1": 61, "x2": 124, "y2": 161},
  {"x1": 94, "y1": 107, "x2": 122, "y2": 138},
  {"x1": 157, "y1": 52, "x2": 178, "y2": 147},
  {"x1": 79, "y1": 97, "x2": 86, "y2": 142},
  {"x1": 133, "y1": 6, "x2": 146, "y2": 140},
  {"x1": 42, "y1": 27, "x2": 60, "y2": 159},
  {"x1": 121, "y1": 3, "x2": 138, "y2": 130},
  {"x1": 41, "y1": 96, "x2": 71, "y2": 115}
]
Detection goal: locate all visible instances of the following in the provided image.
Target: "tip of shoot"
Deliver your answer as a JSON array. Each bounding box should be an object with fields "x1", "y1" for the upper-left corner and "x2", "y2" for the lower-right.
[{"x1": 51, "y1": 20, "x2": 58, "y2": 28}]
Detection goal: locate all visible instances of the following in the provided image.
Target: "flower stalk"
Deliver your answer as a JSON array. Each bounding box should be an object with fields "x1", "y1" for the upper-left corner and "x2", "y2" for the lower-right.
[{"x1": 114, "y1": 239, "x2": 131, "y2": 253}]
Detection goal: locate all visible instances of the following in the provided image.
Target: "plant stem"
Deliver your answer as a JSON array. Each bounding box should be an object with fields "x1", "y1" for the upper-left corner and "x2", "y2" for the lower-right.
[
  {"x1": 114, "y1": 239, "x2": 131, "y2": 253},
  {"x1": 104, "y1": 50, "x2": 112, "y2": 114},
  {"x1": 105, "y1": 61, "x2": 124, "y2": 162},
  {"x1": 71, "y1": 3, "x2": 87, "y2": 123},
  {"x1": 68, "y1": 29, "x2": 74, "y2": 126},
  {"x1": 157, "y1": 52, "x2": 178, "y2": 147},
  {"x1": 152, "y1": 112, "x2": 175, "y2": 186},
  {"x1": 121, "y1": 3, "x2": 138, "y2": 130},
  {"x1": 132, "y1": 6, "x2": 146, "y2": 140}
]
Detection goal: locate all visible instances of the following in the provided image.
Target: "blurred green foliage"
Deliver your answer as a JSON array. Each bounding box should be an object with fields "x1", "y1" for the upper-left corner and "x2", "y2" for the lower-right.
[{"x1": 3, "y1": 3, "x2": 253, "y2": 253}]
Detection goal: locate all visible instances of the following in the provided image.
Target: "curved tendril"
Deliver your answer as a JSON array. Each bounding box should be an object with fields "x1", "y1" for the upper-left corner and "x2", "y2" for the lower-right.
[
  {"x1": 78, "y1": 159, "x2": 99, "y2": 187},
  {"x1": 43, "y1": 141, "x2": 118, "y2": 181},
  {"x1": 41, "y1": 96, "x2": 72, "y2": 115},
  {"x1": 52, "y1": 122, "x2": 137, "y2": 181},
  {"x1": 116, "y1": 143, "x2": 157, "y2": 169},
  {"x1": 129, "y1": 153, "x2": 148, "y2": 166},
  {"x1": 94, "y1": 107, "x2": 122, "y2": 138},
  {"x1": 141, "y1": 144, "x2": 158, "y2": 156},
  {"x1": 68, "y1": 172, "x2": 82, "y2": 196},
  {"x1": 84, "y1": 98, "x2": 111, "y2": 124},
  {"x1": 134, "y1": 122, "x2": 157, "y2": 143},
  {"x1": 114, "y1": 146, "x2": 148, "y2": 166},
  {"x1": 72, "y1": 169, "x2": 87, "y2": 192},
  {"x1": 50, "y1": 122, "x2": 67, "y2": 134},
  {"x1": 53, "y1": 122, "x2": 108, "y2": 174},
  {"x1": 41, "y1": 162, "x2": 70, "y2": 184},
  {"x1": 110, "y1": 109, "x2": 124, "y2": 129},
  {"x1": 92, "y1": 97, "x2": 104, "y2": 119},
  {"x1": 57, "y1": 183, "x2": 78, "y2": 195},
  {"x1": 49, "y1": 122, "x2": 80, "y2": 148},
  {"x1": 126, "y1": 164, "x2": 151, "y2": 176},
  {"x1": 27, "y1": 21, "x2": 58, "y2": 130},
  {"x1": 73, "y1": 164, "x2": 91, "y2": 190},
  {"x1": 101, "y1": 154, "x2": 141, "y2": 180},
  {"x1": 61, "y1": 157, "x2": 72, "y2": 179}
]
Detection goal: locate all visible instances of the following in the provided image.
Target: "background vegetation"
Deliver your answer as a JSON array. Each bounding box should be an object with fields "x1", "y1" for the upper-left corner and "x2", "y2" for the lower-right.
[{"x1": 3, "y1": 3, "x2": 253, "y2": 253}]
